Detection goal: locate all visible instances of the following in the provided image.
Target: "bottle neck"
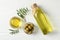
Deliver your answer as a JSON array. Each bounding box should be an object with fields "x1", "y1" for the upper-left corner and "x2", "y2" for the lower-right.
[{"x1": 32, "y1": 7, "x2": 40, "y2": 15}]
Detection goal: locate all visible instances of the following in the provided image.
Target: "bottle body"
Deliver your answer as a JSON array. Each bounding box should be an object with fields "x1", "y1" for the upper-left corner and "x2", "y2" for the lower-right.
[{"x1": 32, "y1": 4, "x2": 53, "y2": 35}]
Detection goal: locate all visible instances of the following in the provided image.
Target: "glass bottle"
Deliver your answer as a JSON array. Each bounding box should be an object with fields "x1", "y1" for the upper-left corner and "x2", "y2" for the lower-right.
[{"x1": 32, "y1": 3, "x2": 53, "y2": 35}]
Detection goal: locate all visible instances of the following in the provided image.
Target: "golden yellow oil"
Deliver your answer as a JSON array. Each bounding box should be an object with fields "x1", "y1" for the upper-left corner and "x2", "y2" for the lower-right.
[
  {"x1": 34, "y1": 12, "x2": 53, "y2": 34},
  {"x1": 32, "y1": 3, "x2": 53, "y2": 35},
  {"x1": 10, "y1": 17, "x2": 22, "y2": 28}
]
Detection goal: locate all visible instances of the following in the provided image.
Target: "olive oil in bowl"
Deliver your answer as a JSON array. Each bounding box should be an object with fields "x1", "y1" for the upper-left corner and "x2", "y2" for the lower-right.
[{"x1": 10, "y1": 17, "x2": 22, "y2": 29}]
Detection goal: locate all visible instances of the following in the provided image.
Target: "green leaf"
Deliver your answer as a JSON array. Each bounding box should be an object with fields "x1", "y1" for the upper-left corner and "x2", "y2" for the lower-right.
[
  {"x1": 9, "y1": 29, "x2": 19, "y2": 35},
  {"x1": 17, "y1": 8, "x2": 29, "y2": 19}
]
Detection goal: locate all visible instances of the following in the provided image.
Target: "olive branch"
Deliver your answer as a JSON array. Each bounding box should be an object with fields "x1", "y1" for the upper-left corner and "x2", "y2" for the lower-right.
[{"x1": 17, "y1": 8, "x2": 29, "y2": 18}]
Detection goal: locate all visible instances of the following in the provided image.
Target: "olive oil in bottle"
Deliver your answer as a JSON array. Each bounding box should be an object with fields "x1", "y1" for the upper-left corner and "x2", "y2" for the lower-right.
[{"x1": 32, "y1": 3, "x2": 53, "y2": 35}]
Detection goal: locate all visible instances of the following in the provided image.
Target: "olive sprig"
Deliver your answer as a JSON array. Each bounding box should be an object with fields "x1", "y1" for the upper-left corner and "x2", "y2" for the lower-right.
[
  {"x1": 9, "y1": 29, "x2": 19, "y2": 35},
  {"x1": 17, "y1": 8, "x2": 29, "y2": 19}
]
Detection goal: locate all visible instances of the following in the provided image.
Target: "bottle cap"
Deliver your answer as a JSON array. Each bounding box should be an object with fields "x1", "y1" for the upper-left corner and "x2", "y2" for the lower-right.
[{"x1": 31, "y1": 3, "x2": 37, "y2": 9}]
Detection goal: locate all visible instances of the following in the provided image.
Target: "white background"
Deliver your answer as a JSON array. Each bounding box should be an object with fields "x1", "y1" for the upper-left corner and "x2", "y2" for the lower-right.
[{"x1": 0, "y1": 0, "x2": 60, "y2": 40}]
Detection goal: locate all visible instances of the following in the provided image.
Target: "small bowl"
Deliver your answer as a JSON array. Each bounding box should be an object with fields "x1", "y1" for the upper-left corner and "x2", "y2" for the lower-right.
[{"x1": 10, "y1": 16, "x2": 23, "y2": 29}]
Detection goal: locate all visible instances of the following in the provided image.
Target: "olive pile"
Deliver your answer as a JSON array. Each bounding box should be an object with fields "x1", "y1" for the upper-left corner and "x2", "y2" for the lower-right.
[{"x1": 24, "y1": 23, "x2": 34, "y2": 34}]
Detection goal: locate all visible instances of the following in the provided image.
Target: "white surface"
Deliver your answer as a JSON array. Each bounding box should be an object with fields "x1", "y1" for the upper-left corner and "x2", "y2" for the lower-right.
[{"x1": 0, "y1": 0, "x2": 60, "y2": 40}]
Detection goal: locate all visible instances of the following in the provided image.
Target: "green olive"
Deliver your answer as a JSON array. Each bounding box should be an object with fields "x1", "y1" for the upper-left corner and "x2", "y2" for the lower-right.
[{"x1": 24, "y1": 23, "x2": 34, "y2": 34}]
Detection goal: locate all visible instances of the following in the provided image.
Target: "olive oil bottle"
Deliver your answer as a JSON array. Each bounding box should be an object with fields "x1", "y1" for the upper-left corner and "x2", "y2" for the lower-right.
[{"x1": 32, "y1": 3, "x2": 53, "y2": 35}]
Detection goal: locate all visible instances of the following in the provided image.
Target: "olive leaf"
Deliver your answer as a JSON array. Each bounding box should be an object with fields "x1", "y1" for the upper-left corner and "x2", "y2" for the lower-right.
[
  {"x1": 9, "y1": 29, "x2": 19, "y2": 35},
  {"x1": 17, "y1": 8, "x2": 29, "y2": 19}
]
